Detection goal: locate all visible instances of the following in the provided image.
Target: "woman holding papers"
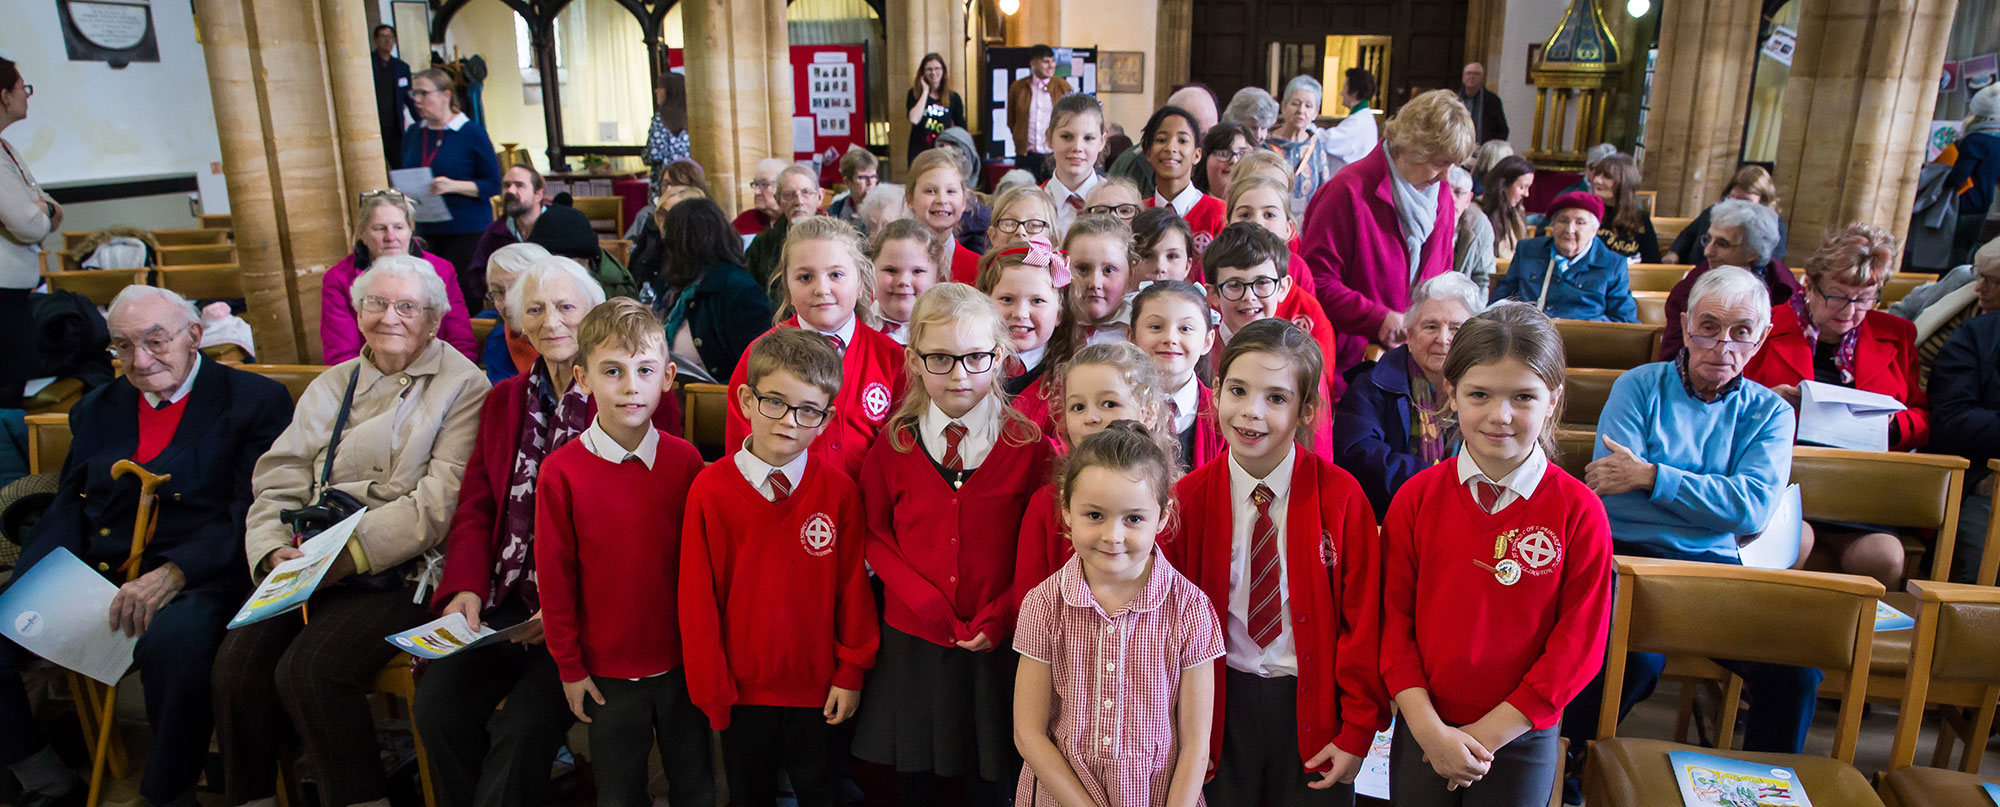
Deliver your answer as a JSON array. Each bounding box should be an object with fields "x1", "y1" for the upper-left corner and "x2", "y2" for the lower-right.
[
  {"x1": 211, "y1": 258, "x2": 490, "y2": 807},
  {"x1": 1744, "y1": 222, "x2": 1930, "y2": 587},
  {"x1": 402, "y1": 68, "x2": 502, "y2": 300}
]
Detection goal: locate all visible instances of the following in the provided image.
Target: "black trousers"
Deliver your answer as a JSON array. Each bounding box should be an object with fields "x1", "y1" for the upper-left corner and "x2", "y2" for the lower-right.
[
  {"x1": 0, "y1": 287, "x2": 35, "y2": 409},
  {"x1": 1206, "y1": 668, "x2": 1353, "y2": 807},
  {"x1": 586, "y1": 670, "x2": 716, "y2": 807},
  {"x1": 1388, "y1": 719, "x2": 1559, "y2": 807},
  {"x1": 422, "y1": 231, "x2": 485, "y2": 312},
  {"x1": 721, "y1": 704, "x2": 848, "y2": 807},
  {"x1": 0, "y1": 584, "x2": 233, "y2": 804},
  {"x1": 1016, "y1": 152, "x2": 1050, "y2": 184},
  {"x1": 211, "y1": 583, "x2": 432, "y2": 806},
  {"x1": 410, "y1": 599, "x2": 573, "y2": 807}
]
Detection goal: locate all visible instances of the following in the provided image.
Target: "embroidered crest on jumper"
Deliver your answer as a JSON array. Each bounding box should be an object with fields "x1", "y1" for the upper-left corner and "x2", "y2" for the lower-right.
[
  {"x1": 1193, "y1": 231, "x2": 1214, "y2": 255},
  {"x1": 1320, "y1": 529, "x2": 1338, "y2": 569},
  {"x1": 1504, "y1": 526, "x2": 1563, "y2": 576},
  {"x1": 800, "y1": 513, "x2": 837, "y2": 557},
  {"x1": 861, "y1": 382, "x2": 892, "y2": 422}
]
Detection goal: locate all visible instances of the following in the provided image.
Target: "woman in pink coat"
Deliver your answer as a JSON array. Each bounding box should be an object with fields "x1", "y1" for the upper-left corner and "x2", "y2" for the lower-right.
[
  {"x1": 1298, "y1": 89, "x2": 1476, "y2": 400},
  {"x1": 321, "y1": 190, "x2": 478, "y2": 364}
]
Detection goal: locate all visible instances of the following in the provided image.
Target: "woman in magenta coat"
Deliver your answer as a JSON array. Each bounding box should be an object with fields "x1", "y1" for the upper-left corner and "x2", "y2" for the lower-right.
[
  {"x1": 1298, "y1": 89, "x2": 1476, "y2": 399},
  {"x1": 321, "y1": 190, "x2": 478, "y2": 364}
]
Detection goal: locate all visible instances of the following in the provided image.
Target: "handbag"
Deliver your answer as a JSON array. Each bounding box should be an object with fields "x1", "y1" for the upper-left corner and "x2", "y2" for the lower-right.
[{"x1": 278, "y1": 365, "x2": 410, "y2": 592}]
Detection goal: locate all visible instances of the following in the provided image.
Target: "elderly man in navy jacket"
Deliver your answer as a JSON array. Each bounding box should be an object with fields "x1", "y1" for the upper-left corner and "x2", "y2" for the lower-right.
[{"x1": 0, "y1": 286, "x2": 291, "y2": 807}]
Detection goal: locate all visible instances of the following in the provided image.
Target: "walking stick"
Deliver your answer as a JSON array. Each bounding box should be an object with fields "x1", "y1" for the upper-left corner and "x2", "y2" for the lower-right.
[{"x1": 84, "y1": 460, "x2": 171, "y2": 807}]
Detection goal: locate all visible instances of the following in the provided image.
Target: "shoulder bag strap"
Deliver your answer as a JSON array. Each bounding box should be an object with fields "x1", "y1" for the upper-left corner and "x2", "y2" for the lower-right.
[{"x1": 319, "y1": 365, "x2": 363, "y2": 489}]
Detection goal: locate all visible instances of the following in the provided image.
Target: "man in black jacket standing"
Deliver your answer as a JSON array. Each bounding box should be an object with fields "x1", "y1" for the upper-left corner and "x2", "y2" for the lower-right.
[
  {"x1": 1457, "y1": 62, "x2": 1510, "y2": 144},
  {"x1": 372, "y1": 24, "x2": 418, "y2": 169}
]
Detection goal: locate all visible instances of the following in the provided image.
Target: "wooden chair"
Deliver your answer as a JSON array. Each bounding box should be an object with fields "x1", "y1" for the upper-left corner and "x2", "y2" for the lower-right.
[
  {"x1": 1633, "y1": 291, "x2": 1668, "y2": 326},
  {"x1": 156, "y1": 244, "x2": 236, "y2": 267},
  {"x1": 154, "y1": 264, "x2": 245, "y2": 300},
  {"x1": 681, "y1": 382, "x2": 731, "y2": 457},
  {"x1": 1874, "y1": 580, "x2": 2000, "y2": 805},
  {"x1": 1653, "y1": 216, "x2": 1695, "y2": 244},
  {"x1": 470, "y1": 318, "x2": 498, "y2": 352},
  {"x1": 1636, "y1": 190, "x2": 1656, "y2": 215},
  {"x1": 1626, "y1": 265, "x2": 1695, "y2": 293},
  {"x1": 45, "y1": 270, "x2": 145, "y2": 306},
  {"x1": 198, "y1": 213, "x2": 232, "y2": 231},
  {"x1": 571, "y1": 196, "x2": 624, "y2": 236},
  {"x1": 25, "y1": 412, "x2": 71, "y2": 475},
  {"x1": 1882, "y1": 273, "x2": 1937, "y2": 306},
  {"x1": 149, "y1": 228, "x2": 227, "y2": 247},
  {"x1": 373, "y1": 657, "x2": 438, "y2": 807},
  {"x1": 60, "y1": 231, "x2": 95, "y2": 252},
  {"x1": 1553, "y1": 428, "x2": 1598, "y2": 481},
  {"x1": 1584, "y1": 558, "x2": 1886, "y2": 807},
  {"x1": 237, "y1": 364, "x2": 330, "y2": 403},
  {"x1": 1561, "y1": 369, "x2": 1625, "y2": 430},
  {"x1": 25, "y1": 379, "x2": 85, "y2": 415},
  {"x1": 600, "y1": 238, "x2": 633, "y2": 265},
  {"x1": 1555, "y1": 320, "x2": 1661, "y2": 370}
]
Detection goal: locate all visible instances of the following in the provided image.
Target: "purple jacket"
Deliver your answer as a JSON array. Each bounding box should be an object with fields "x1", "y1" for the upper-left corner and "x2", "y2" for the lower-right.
[
  {"x1": 320, "y1": 250, "x2": 480, "y2": 364},
  {"x1": 1299, "y1": 144, "x2": 1457, "y2": 400},
  {"x1": 466, "y1": 216, "x2": 519, "y2": 286}
]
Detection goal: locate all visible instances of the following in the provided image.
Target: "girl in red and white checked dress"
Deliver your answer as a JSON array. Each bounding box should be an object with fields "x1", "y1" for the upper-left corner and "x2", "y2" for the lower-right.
[{"x1": 1015, "y1": 422, "x2": 1223, "y2": 807}]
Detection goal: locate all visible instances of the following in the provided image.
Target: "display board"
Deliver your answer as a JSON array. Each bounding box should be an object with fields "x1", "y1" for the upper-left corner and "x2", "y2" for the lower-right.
[
  {"x1": 667, "y1": 45, "x2": 868, "y2": 185},
  {"x1": 981, "y1": 46, "x2": 1098, "y2": 161}
]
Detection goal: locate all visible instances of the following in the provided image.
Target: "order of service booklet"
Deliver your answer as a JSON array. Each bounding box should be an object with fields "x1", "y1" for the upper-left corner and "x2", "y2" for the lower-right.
[{"x1": 1669, "y1": 750, "x2": 1814, "y2": 807}]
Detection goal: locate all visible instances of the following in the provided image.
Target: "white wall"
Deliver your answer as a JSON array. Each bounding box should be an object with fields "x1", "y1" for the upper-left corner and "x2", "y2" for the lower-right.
[
  {"x1": 1059, "y1": 0, "x2": 1158, "y2": 135},
  {"x1": 1492, "y1": 0, "x2": 1566, "y2": 155},
  {"x1": 1, "y1": 1, "x2": 229, "y2": 211},
  {"x1": 444, "y1": 0, "x2": 549, "y2": 169}
]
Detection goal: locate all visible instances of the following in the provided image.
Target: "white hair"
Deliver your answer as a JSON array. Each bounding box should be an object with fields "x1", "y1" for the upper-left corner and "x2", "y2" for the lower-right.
[
  {"x1": 1971, "y1": 84, "x2": 2000, "y2": 123},
  {"x1": 108, "y1": 285, "x2": 200, "y2": 329},
  {"x1": 1584, "y1": 143, "x2": 1618, "y2": 167},
  {"x1": 1224, "y1": 87, "x2": 1279, "y2": 130},
  {"x1": 506, "y1": 255, "x2": 607, "y2": 325},
  {"x1": 1446, "y1": 165, "x2": 1473, "y2": 194},
  {"x1": 487, "y1": 242, "x2": 551, "y2": 277},
  {"x1": 1707, "y1": 199, "x2": 1781, "y2": 266},
  {"x1": 1282, "y1": 74, "x2": 1323, "y2": 106},
  {"x1": 1405, "y1": 271, "x2": 1484, "y2": 329},
  {"x1": 754, "y1": 157, "x2": 789, "y2": 178},
  {"x1": 778, "y1": 162, "x2": 821, "y2": 190},
  {"x1": 1686, "y1": 265, "x2": 1772, "y2": 333},
  {"x1": 353, "y1": 255, "x2": 451, "y2": 321},
  {"x1": 994, "y1": 169, "x2": 1037, "y2": 196},
  {"x1": 858, "y1": 183, "x2": 909, "y2": 227}
]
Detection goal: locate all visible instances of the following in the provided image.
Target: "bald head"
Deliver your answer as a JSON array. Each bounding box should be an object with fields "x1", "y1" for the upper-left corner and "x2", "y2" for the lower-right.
[
  {"x1": 1462, "y1": 63, "x2": 1487, "y2": 94},
  {"x1": 1165, "y1": 86, "x2": 1219, "y2": 134}
]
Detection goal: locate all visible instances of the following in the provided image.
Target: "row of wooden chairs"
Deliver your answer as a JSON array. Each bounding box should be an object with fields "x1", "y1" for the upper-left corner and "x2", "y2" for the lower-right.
[
  {"x1": 1491, "y1": 261, "x2": 1938, "y2": 306},
  {"x1": 41, "y1": 264, "x2": 245, "y2": 308},
  {"x1": 59, "y1": 228, "x2": 229, "y2": 252}
]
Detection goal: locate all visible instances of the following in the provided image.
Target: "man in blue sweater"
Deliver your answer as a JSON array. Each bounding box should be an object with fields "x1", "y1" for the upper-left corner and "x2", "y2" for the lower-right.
[{"x1": 1554, "y1": 266, "x2": 1806, "y2": 802}]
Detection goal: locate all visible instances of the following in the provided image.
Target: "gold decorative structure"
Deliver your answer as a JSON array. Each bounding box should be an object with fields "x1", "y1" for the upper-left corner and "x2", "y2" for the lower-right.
[{"x1": 1527, "y1": 0, "x2": 1622, "y2": 170}]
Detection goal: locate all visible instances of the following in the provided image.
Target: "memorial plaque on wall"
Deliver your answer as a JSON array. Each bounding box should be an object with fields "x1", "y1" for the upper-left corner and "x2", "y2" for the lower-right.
[{"x1": 58, "y1": 0, "x2": 161, "y2": 68}]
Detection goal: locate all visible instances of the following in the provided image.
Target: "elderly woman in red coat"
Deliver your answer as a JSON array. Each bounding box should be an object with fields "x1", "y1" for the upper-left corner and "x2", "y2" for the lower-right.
[
  {"x1": 1298, "y1": 89, "x2": 1477, "y2": 400},
  {"x1": 1744, "y1": 222, "x2": 1928, "y2": 588}
]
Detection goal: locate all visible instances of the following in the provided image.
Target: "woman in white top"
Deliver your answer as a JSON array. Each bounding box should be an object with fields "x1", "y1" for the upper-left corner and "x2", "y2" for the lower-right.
[{"x1": 0, "y1": 58, "x2": 57, "y2": 407}]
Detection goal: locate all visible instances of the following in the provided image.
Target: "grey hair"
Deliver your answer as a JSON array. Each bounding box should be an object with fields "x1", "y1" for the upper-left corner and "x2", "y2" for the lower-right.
[
  {"x1": 1404, "y1": 271, "x2": 1484, "y2": 329},
  {"x1": 1446, "y1": 165, "x2": 1473, "y2": 194},
  {"x1": 486, "y1": 242, "x2": 551, "y2": 277},
  {"x1": 777, "y1": 162, "x2": 820, "y2": 190},
  {"x1": 1584, "y1": 143, "x2": 1618, "y2": 167},
  {"x1": 1224, "y1": 87, "x2": 1279, "y2": 131},
  {"x1": 1686, "y1": 265, "x2": 1772, "y2": 333},
  {"x1": 506, "y1": 255, "x2": 606, "y2": 325},
  {"x1": 353, "y1": 255, "x2": 452, "y2": 321},
  {"x1": 857, "y1": 183, "x2": 909, "y2": 227},
  {"x1": 1282, "y1": 75, "x2": 1323, "y2": 106},
  {"x1": 108, "y1": 285, "x2": 200, "y2": 330},
  {"x1": 1707, "y1": 198, "x2": 1781, "y2": 266},
  {"x1": 994, "y1": 169, "x2": 1038, "y2": 196},
  {"x1": 754, "y1": 157, "x2": 789, "y2": 178}
]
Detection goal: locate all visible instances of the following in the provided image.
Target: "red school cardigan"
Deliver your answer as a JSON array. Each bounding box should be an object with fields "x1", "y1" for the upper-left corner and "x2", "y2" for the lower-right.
[
  {"x1": 1164, "y1": 449, "x2": 1389, "y2": 763},
  {"x1": 724, "y1": 318, "x2": 906, "y2": 480},
  {"x1": 1145, "y1": 192, "x2": 1225, "y2": 284},
  {"x1": 1741, "y1": 304, "x2": 1930, "y2": 451},
  {"x1": 434, "y1": 371, "x2": 682, "y2": 611}
]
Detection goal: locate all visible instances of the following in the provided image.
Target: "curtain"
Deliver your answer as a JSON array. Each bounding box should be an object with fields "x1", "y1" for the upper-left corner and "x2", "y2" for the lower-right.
[{"x1": 556, "y1": 0, "x2": 651, "y2": 146}]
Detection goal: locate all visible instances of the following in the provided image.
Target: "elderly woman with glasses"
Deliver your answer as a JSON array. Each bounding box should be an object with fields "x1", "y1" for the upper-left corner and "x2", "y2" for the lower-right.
[
  {"x1": 1333, "y1": 272, "x2": 1482, "y2": 518},
  {"x1": 1745, "y1": 223, "x2": 1929, "y2": 587},
  {"x1": 1658, "y1": 198, "x2": 1799, "y2": 360},
  {"x1": 213, "y1": 255, "x2": 491, "y2": 807},
  {"x1": 323, "y1": 189, "x2": 478, "y2": 363}
]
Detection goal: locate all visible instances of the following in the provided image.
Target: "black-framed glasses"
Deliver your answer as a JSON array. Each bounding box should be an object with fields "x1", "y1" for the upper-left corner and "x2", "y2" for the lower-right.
[
  {"x1": 1813, "y1": 284, "x2": 1879, "y2": 311},
  {"x1": 992, "y1": 218, "x2": 1050, "y2": 235},
  {"x1": 20, "y1": 85, "x2": 31, "y2": 98},
  {"x1": 919, "y1": 350, "x2": 997, "y2": 375},
  {"x1": 359, "y1": 296, "x2": 434, "y2": 317},
  {"x1": 1085, "y1": 203, "x2": 1140, "y2": 220},
  {"x1": 1214, "y1": 276, "x2": 1281, "y2": 301},
  {"x1": 1215, "y1": 148, "x2": 1252, "y2": 162},
  {"x1": 748, "y1": 386, "x2": 831, "y2": 427},
  {"x1": 1685, "y1": 332, "x2": 1759, "y2": 354}
]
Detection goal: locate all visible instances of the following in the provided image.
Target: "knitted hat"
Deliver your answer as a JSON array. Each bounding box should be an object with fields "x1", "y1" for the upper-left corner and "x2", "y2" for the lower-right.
[
  {"x1": 1971, "y1": 84, "x2": 2000, "y2": 122},
  {"x1": 1545, "y1": 191, "x2": 1605, "y2": 223},
  {"x1": 526, "y1": 204, "x2": 600, "y2": 261}
]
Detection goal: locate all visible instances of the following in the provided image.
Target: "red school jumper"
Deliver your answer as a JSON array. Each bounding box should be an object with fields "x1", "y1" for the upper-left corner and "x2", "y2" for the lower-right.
[
  {"x1": 862, "y1": 423, "x2": 1055, "y2": 647},
  {"x1": 1184, "y1": 380, "x2": 1228, "y2": 470},
  {"x1": 1165, "y1": 449, "x2": 1388, "y2": 763},
  {"x1": 1006, "y1": 367, "x2": 1060, "y2": 450},
  {"x1": 950, "y1": 242, "x2": 982, "y2": 285},
  {"x1": 678, "y1": 455, "x2": 880, "y2": 730},
  {"x1": 535, "y1": 430, "x2": 706, "y2": 683},
  {"x1": 1378, "y1": 462, "x2": 1612, "y2": 730},
  {"x1": 725, "y1": 318, "x2": 905, "y2": 480},
  {"x1": 1008, "y1": 484, "x2": 1067, "y2": 622}
]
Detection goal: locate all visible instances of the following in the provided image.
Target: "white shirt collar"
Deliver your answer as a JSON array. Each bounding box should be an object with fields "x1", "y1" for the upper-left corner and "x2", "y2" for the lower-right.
[
  {"x1": 1016, "y1": 343, "x2": 1048, "y2": 373},
  {"x1": 1045, "y1": 173, "x2": 1103, "y2": 206},
  {"x1": 580, "y1": 419, "x2": 660, "y2": 469},
  {"x1": 880, "y1": 319, "x2": 909, "y2": 345},
  {"x1": 1455, "y1": 445, "x2": 1548, "y2": 508},
  {"x1": 920, "y1": 396, "x2": 1001, "y2": 467},
  {"x1": 1154, "y1": 182, "x2": 1204, "y2": 218},
  {"x1": 1169, "y1": 374, "x2": 1199, "y2": 434},
  {"x1": 810, "y1": 316, "x2": 859, "y2": 350},
  {"x1": 732, "y1": 439, "x2": 808, "y2": 501},
  {"x1": 442, "y1": 112, "x2": 470, "y2": 131},
  {"x1": 142, "y1": 355, "x2": 203, "y2": 408},
  {"x1": 1227, "y1": 445, "x2": 1297, "y2": 504}
]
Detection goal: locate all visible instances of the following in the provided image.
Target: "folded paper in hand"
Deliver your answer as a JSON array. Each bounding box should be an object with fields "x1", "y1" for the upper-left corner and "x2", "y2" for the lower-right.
[
  {"x1": 227, "y1": 508, "x2": 367, "y2": 629},
  {"x1": 1797, "y1": 380, "x2": 1904, "y2": 452},
  {"x1": 0, "y1": 549, "x2": 138, "y2": 685},
  {"x1": 384, "y1": 612, "x2": 538, "y2": 659},
  {"x1": 1740, "y1": 483, "x2": 1802, "y2": 570}
]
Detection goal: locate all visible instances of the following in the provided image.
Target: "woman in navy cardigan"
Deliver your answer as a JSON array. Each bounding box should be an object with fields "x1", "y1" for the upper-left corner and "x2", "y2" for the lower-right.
[
  {"x1": 404, "y1": 68, "x2": 502, "y2": 307},
  {"x1": 1491, "y1": 191, "x2": 1638, "y2": 323},
  {"x1": 1333, "y1": 272, "x2": 1481, "y2": 518}
]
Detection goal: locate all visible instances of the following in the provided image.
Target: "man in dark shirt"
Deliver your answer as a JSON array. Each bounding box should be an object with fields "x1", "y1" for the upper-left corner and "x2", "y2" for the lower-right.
[
  {"x1": 1457, "y1": 62, "x2": 1510, "y2": 144},
  {"x1": 371, "y1": 25, "x2": 418, "y2": 169}
]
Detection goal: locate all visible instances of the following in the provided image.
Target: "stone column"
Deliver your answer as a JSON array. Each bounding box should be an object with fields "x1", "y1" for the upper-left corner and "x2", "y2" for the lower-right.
[
  {"x1": 684, "y1": 0, "x2": 794, "y2": 216},
  {"x1": 196, "y1": 0, "x2": 377, "y2": 363},
  {"x1": 1640, "y1": 0, "x2": 1760, "y2": 218},
  {"x1": 1155, "y1": 0, "x2": 1191, "y2": 101},
  {"x1": 321, "y1": 0, "x2": 390, "y2": 208},
  {"x1": 886, "y1": 0, "x2": 968, "y2": 179},
  {"x1": 1464, "y1": 0, "x2": 1507, "y2": 70},
  {"x1": 1773, "y1": 0, "x2": 1958, "y2": 254}
]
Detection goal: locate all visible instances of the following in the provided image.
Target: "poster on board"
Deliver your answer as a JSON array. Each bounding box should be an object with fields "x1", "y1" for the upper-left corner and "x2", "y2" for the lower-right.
[
  {"x1": 58, "y1": 0, "x2": 161, "y2": 67},
  {"x1": 1965, "y1": 54, "x2": 1999, "y2": 95},
  {"x1": 665, "y1": 45, "x2": 867, "y2": 186}
]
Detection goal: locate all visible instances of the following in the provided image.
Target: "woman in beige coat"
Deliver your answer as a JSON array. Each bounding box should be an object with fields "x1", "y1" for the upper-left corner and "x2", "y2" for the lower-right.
[{"x1": 212, "y1": 255, "x2": 491, "y2": 807}]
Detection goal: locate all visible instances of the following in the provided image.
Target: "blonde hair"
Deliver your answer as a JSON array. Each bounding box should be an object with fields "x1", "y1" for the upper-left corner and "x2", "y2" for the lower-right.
[
  {"x1": 1726, "y1": 164, "x2": 1782, "y2": 214},
  {"x1": 1053, "y1": 341, "x2": 1174, "y2": 445},
  {"x1": 990, "y1": 185, "x2": 1057, "y2": 231},
  {"x1": 351, "y1": 191, "x2": 417, "y2": 249},
  {"x1": 772, "y1": 216, "x2": 881, "y2": 329},
  {"x1": 906, "y1": 149, "x2": 971, "y2": 268},
  {"x1": 1233, "y1": 150, "x2": 1293, "y2": 189},
  {"x1": 1803, "y1": 222, "x2": 1899, "y2": 289},
  {"x1": 1382, "y1": 89, "x2": 1477, "y2": 166},
  {"x1": 1224, "y1": 174, "x2": 1294, "y2": 231},
  {"x1": 885, "y1": 284, "x2": 1041, "y2": 451}
]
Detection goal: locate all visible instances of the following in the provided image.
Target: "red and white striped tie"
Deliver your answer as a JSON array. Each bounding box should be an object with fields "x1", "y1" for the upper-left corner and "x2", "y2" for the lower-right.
[
  {"x1": 1246, "y1": 484, "x2": 1283, "y2": 648},
  {"x1": 941, "y1": 422, "x2": 968, "y2": 470},
  {"x1": 767, "y1": 469, "x2": 792, "y2": 503}
]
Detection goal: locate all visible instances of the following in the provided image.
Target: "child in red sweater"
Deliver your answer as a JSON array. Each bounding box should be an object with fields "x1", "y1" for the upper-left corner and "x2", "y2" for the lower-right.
[
  {"x1": 1205, "y1": 222, "x2": 1339, "y2": 452},
  {"x1": 977, "y1": 238, "x2": 1083, "y2": 443},
  {"x1": 1165, "y1": 318, "x2": 1387, "y2": 807},
  {"x1": 869, "y1": 219, "x2": 941, "y2": 343},
  {"x1": 1132, "y1": 206, "x2": 1196, "y2": 284},
  {"x1": 854, "y1": 284, "x2": 1055, "y2": 805},
  {"x1": 1228, "y1": 173, "x2": 1317, "y2": 298},
  {"x1": 1142, "y1": 105, "x2": 1227, "y2": 261},
  {"x1": 1380, "y1": 303, "x2": 1611, "y2": 805},
  {"x1": 725, "y1": 216, "x2": 903, "y2": 480},
  {"x1": 1131, "y1": 280, "x2": 1225, "y2": 471},
  {"x1": 680, "y1": 328, "x2": 880, "y2": 807},
  {"x1": 534, "y1": 300, "x2": 715, "y2": 807},
  {"x1": 1067, "y1": 215, "x2": 1137, "y2": 345}
]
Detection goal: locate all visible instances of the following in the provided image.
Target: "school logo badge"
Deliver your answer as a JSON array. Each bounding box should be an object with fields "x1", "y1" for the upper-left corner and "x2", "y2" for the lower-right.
[
  {"x1": 862, "y1": 382, "x2": 892, "y2": 422},
  {"x1": 800, "y1": 513, "x2": 837, "y2": 557},
  {"x1": 1505, "y1": 526, "x2": 1564, "y2": 576},
  {"x1": 1193, "y1": 232, "x2": 1214, "y2": 255},
  {"x1": 1320, "y1": 530, "x2": 1338, "y2": 569}
]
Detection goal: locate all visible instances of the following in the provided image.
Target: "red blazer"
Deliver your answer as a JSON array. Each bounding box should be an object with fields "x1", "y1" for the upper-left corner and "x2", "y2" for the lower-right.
[
  {"x1": 725, "y1": 318, "x2": 905, "y2": 479},
  {"x1": 1008, "y1": 483, "x2": 1067, "y2": 624},
  {"x1": 951, "y1": 242, "x2": 982, "y2": 284},
  {"x1": 1742, "y1": 304, "x2": 1930, "y2": 451},
  {"x1": 1164, "y1": 450, "x2": 1388, "y2": 763},
  {"x1": 435, "y1": 371, "x2": 682, "y2": 611}
]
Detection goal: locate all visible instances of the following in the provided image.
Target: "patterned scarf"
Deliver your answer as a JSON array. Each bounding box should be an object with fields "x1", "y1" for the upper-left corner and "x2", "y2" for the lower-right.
[
  {"x1": 1790, "y1": 292, "x2": 1858, "y2": 385},
  {"x1": 1386, "y1": 154, "x2": 1439, "y2": 285},
  {"x1": 491, "y1": 362, "x2": 592, "y2": 610},
  {"x1": 1405, "y1": 356, "x2": 1459, "y2": 466}
]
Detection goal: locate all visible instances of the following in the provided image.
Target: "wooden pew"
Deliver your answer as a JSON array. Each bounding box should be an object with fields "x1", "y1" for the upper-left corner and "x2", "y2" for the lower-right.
[
  {"x1": 150, "y1": 228, "x2": 228, "y2": 247},
  {"x1": 157, "y1": 244, "x2": 236, "y2": 267},
  {"x1": 1556, "y1": 320, "x2": 1662, "y2": 370},
  {"x1": 44, "y1": 270, "x2": 145, "y2": 306},
  {"x1": 154, "y1": 264, "x2": 245, "y2": 300}
]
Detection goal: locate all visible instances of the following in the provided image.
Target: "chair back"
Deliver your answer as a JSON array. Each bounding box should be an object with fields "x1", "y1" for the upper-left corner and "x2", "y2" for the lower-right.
[
  {"x1": 1881, "y1": 273, "x2": 1937, "y2": 306},
  {"x1": 158, "y1": 244, "x2": 237, "y2": 267},
  {"x1": 1633, "y1": 291, "x2": 1668, "y2": 326},
  {"x1": 1627, "y1": 265, "x2": 1694, "y2": 293},
  {"x1": 1888, "y1": 580, "x2": 2000, "y2": 769},
  {"x1": 154, "y1": 264, "x2": 245, "y2": 300},
  {"x1": 1553, "y1": 428, "x2": 1597, "y2": 481},
  {"x1": 1792, "y1": 447, "x2": 1966, "y2": 581},
  {"x1": 149, "y1": 228, "x2": 227, "y2": 247},
  {"x1": 25, "y1": 413, "x2": 71, "y2": 476},
  {"x1": 238, "y1": 364, "x2": 330, "y2": 403},
  {"x1": 198, "y1": 214, "x2": 232, "y2": 231},
  {"x1": 572, "y1": 197, "x2": 625, "y2": 236},
  {"x1": 1598, "y1": 558, "x2": 1884, "y2": 761},
  {"x1": 601, "y1": 238, "x2": 633, "y2": 266},
  {"x1": 1653, "y1": 216, "x2": 1695, "y2": 243},
  {"x1": 45, "y1": 270, "x2": 146, "y2": 306},
  {"x1": 681, "y1": 383, "x2": 731, "y2": 456},
  {"x1": 1555, "y1": 320, "x2": 1661, "y2": 370},
  {"x1": 1560, "y1": 369, "x2": 1624, "y2": 429}
]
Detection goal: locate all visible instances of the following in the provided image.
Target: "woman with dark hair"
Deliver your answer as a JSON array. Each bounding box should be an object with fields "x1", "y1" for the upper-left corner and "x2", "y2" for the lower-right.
[
  {"x1": 1194, "y1": 121, "x2": 1254, "y2": 200},
  {"x1": 906, "y1": 53, "x2": 966, "y2": 162},
  {"x1": 1478, "y1": 155, "x2": 1535, "y2": 261},
  {"x1": 1586, "y1": 153, "x2": 1661, "y2": 263},
  {"x1": 643, "y1": 74, "x2": 691, "y2": 190},
  {"x1": 0, "y1": 56, "x2": 52, "y2": 408},
  {"x1": 656, "y1": 198, "x2": 773, "y2": 382}
]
